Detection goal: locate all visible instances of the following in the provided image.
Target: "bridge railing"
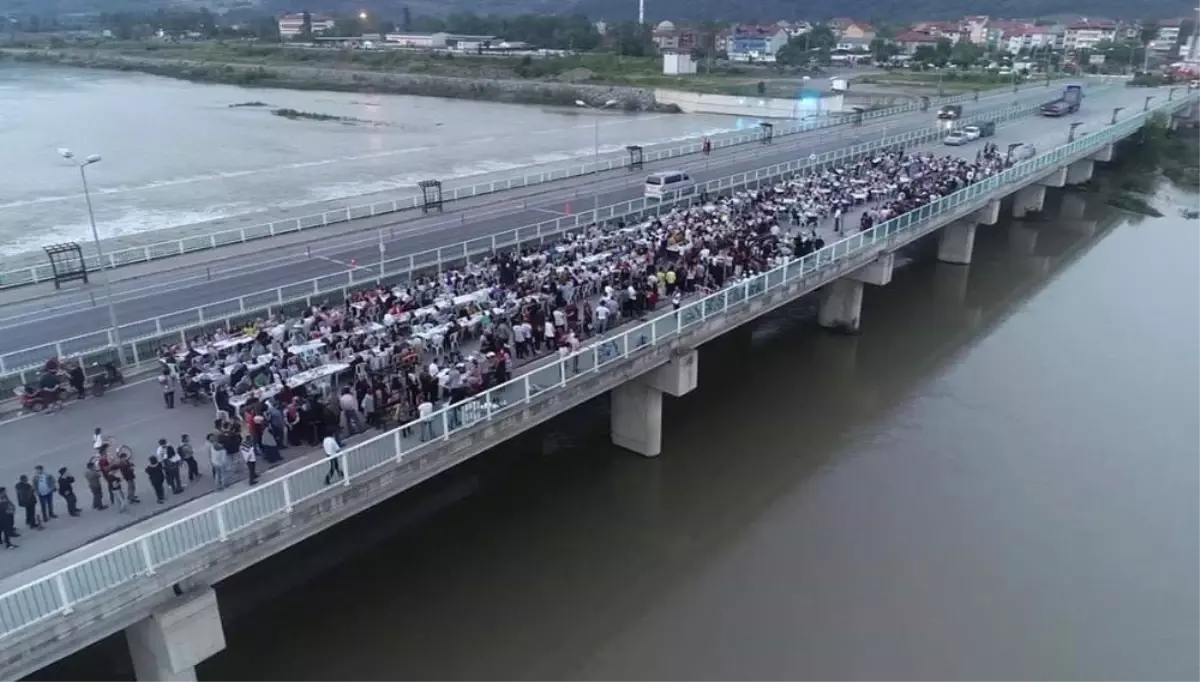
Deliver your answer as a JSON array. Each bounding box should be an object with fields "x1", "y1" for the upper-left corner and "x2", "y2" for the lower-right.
[
  {"x1": 0, "y1": 96, "x2": 1067, "y2": 385},
  {"x1": 0, "y1": 91, "x2": 1187, "y2": 644},
  {"x1": 0, "y1": 82, "x2": 1060, "y2": 289}
]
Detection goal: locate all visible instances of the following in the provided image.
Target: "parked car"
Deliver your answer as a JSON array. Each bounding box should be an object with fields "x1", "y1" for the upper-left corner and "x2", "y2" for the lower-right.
[
  {"x1": 976, "y1": 120, "x2": 997, "y2": 137},
  {"x1": 961, "y1": 125, "x2": 982, "y2": 141},
  {"x1": 943, "y1": 130, "x2": 969, "y2": 146}
]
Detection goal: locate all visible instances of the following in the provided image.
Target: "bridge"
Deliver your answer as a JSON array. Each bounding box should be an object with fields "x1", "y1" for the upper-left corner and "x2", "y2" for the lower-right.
[
  {"x1": 0, "y1": 79, "x2": 1146, "y2": 392},
  {"x1": 0, "y1": 85, "x2": 1192, "y2": 681}
]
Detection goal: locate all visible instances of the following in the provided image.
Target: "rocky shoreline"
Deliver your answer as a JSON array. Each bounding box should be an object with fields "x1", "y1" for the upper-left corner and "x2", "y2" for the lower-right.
[{"x1": 0, "y1": 48, "x2": 674, "y2": 112}]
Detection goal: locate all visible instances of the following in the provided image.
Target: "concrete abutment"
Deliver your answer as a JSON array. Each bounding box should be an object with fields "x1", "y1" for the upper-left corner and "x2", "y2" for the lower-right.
[
  {"x1": 125, "y1": 587, "x2": 225, "y2": 681},
  {"x1": 1066, "y1": 158, "x2": 1095, "y2": 185},
  {"x1": 610, "y1": 351, "x2": 699, "y2": 457},
  {"x1": 1012, "y1": 184, "x2": 1047, "y2": 218}
]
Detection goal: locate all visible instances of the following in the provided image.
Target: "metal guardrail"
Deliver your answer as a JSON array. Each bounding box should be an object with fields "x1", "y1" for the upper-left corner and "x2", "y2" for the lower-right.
[
  {"x1": 0, "y1": 91, "x2": 1188, "y2": 645},
  {"x1": 0, "y1": 95, "x2": 1072, "y2": 385},
  {"x1": 0, "y1": 83, "x2": 1057, "y2": 289}
]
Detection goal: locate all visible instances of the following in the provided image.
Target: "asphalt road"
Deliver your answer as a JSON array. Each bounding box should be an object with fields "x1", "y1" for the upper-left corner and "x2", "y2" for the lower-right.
[
  {"x1": 0, "y1": 88, "x2": 1078, "y2": 361},
  {"x1": 0, "y1": 86, "x2": 1150, "y2": 581}
]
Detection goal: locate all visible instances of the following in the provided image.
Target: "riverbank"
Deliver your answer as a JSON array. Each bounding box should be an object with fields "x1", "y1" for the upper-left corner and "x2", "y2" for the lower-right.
[
  {"x1": 0, "y1": 47, "x2": 676, "y2": 111},
  {"x1": 1076, "y1": 113, "x2": 1199, "y2": 217}
]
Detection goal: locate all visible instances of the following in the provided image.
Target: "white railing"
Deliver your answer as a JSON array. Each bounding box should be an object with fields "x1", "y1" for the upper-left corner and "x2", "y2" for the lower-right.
[
  {"x1": 0, "y1": 92, "x2": 1189, "y2": 645},
  {"x1": 0, "y1": 83, "x2": 1059, "y2": 289},
  {"x1": 0, "y1": 96, "x2": 1066, "y2": 383}
]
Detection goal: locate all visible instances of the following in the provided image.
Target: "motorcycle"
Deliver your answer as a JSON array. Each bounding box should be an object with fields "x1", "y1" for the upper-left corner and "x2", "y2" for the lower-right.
[{"x1": 15, "y1": 385, "x2": 64, "y2": 413}]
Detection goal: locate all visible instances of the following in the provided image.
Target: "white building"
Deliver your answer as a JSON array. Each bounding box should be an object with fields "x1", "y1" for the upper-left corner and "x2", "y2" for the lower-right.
[
  {"x1": 1006, "y1": 30, "x2": 1054, "y2": 55},
  {"x1": 278, "y1": 13, "x2": 334, "y2": 39},
  {"x1": 1064, "y1": 21, "x2": 1118, "y2": 52},
  {"x1": 662, "y1": 52, "x2": 697, "y2": 75},
  {"x1": 1148, "y1": 20, "x2": 1184, "y2": 55}
]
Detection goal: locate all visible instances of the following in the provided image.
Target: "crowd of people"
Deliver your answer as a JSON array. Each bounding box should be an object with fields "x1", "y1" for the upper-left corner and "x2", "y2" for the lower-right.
[{"x1": 1, "y1": 142, "x2": 1016, "y2": 550}]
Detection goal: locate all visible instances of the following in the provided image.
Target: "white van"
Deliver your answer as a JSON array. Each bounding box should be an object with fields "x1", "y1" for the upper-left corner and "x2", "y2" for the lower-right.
[{"x1": 644, "y1": 170, "x2": 695, "y2": 200}]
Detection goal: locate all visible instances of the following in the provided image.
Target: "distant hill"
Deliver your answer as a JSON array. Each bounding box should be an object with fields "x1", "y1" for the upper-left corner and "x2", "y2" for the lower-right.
[
  {"x1": 571, "y1": 0, "x2": 1198, "y2": 23},
  {"x1": 1, "y1": 0, "x2": 1194, "y2": 22}
]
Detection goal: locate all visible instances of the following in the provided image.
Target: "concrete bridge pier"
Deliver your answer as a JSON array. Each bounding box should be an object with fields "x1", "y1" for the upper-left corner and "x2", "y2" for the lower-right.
[
  {"x1": 1090, "y1": 143, "x2": 1114, "y2": 162},
  {"x1": 933, "y1": 262, "x2": 972, "y2": 303},
  {"x1": 610, "y1": 351, "x2": 699, "y2": 457},
  {"x1": 1012, "y1": 184, "x2": 1047, "y2": 218},
  {"x1": 126, "y1": 587, "x2": 225, "y2": 681},
  {"x1": 937, "y1": 219, "x2": 978, "y2": 265},
  {"x1": 1066, "y1": 159, "x2": 1095, "y2": 185},
  {"x1": 818, "y1": 253, "x2": 894, "y2": 334}
]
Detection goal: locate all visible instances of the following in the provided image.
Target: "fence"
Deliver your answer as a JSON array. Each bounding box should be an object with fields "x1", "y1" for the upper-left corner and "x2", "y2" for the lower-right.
[
  {"x1": 0, "y1": 95, "x2": 1071, "y2": 386},
  {"x1": 0, "y1": 91, "x2": 1191, "y2": 645},
  {"x1": 0, "y1": 82, "x2": 1065, "y2": 289}
]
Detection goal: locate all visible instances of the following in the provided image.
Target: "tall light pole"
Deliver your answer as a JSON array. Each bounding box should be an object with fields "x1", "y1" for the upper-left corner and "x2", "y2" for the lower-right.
[
  {"x1": 58, "y1": 148, "x2": 122, "y2": 354},
  {"x1": 1110, "y1": 106, "x2": 1124, "y2": 124},
  {"x1": 1144, "y1": 95, "x2": 1154, "y2": 111},
  {"x1": 575, "y1": 98, "x2": 619, "y2": 158},
  {"x1": 1068, "y1": 121, "x2": 1084, "y2": 142}
]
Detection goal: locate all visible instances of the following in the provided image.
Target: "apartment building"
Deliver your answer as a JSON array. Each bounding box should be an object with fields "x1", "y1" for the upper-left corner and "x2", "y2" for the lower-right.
[
  {"x1": 277, "y1": 13, "x2": 335, "y2": 39},
  {"x1": 1064, "y1": 19, "x2": 1118, "y2": 51}
]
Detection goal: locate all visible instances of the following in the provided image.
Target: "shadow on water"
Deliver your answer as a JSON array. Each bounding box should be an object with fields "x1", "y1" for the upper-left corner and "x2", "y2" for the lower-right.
[{"x1": 27, "y1": 176, "x2": 1194, "y2": 681}]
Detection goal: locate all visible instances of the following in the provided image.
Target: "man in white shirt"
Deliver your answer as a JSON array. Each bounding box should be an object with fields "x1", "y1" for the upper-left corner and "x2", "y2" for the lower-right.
[
  {"x1": 595, "y1": 303, "x2": 610, "y2": 334},
  {"x1": 338, "y1": 388, "x2": 363, "y2": 435},
  {"x1": 418, "y1": 400, "x2": 435, "y2": 441},
  {"x1": 322, "y1": 434, "x2": 344, "y2": 485}
]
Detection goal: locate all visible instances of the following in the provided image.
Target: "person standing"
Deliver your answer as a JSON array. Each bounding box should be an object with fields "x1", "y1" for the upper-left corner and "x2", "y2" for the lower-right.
[
  {"x1": 157, "y1": 368, "x2": 176, "y2": 409},
  {"x1": 57, "y1": 467, "x2": 81, "y2": 517},
  {"x1": 178, "y1": 434, "x2": 200, "y2": 483},
  {"x1": 338, "y1": 388, "x2": 363, "y2": 435},
  {"x1": 32, "y1": 465, "x2": 57, "y2": 522},
  {"x1": 0, "y1": 488, "x2": 17, "y2": 548},
  {"x1": 117, "y1": 452, "x2": 140, "y2": 503},
  {"x1": 83, "y1": 461, "x2": 106, "y2": 510},
  {"x1": 158, "y1": 439, "x2": 183, "y2": 495},
  {"x1": 323, "y1": 433, "x2": 344, "y2": 485},
  {"x1": 144, "y1": 456, "x2": 167, "y2": 504},
  {"x1": 207, "y1": 433, "x2": 228, "y2": 491},
  {"x1": 14, "y1": 476, "x2": 40, "y2": 531},
  {"x1": 241, "y1": 440, "x2": 258, "y2": 486}
]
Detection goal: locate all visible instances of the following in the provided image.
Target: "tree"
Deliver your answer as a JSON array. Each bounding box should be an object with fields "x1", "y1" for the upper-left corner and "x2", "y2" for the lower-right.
[
  {"x1": 300, "y1": 10, "x2": 312, "y2": 40},
  {"x1": 1139, "y1": 19, "x2": 1159, "y2": 48},
  {"x1": 949, "y1": 40, "x2": 982, "y2": 68},
  {"x1": 806, "y1": 23, "x2": 836, "y2": 51},
  {"x1": 934, "y1": 37, "x2": 952, "y2": 64},
  {"x1": 870, "y1": 37, "x2": 899, "y2": 63},
  {"x1": 776, "y1": 35, "x2": 811, "y2": 66},
  {"x1": 912, "y1": 44, "x2": 937, "y2": 64}
]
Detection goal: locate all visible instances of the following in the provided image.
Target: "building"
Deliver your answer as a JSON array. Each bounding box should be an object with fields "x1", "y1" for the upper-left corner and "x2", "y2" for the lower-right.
[
  {"x1": 1148, "y1": 19, "x2": 1185, "y2": 56},
  {"x1": 963, "y1": 15, "x2": 990, "y2": 44},
  {"x1": 1004, "y1": 27, "x2": 1054, "y2": 54},
  {"x1": 651, "y1": 21, "x2": 698, "y2": 52},
  {"x1": 728, "y1": 25, "x2": 789, "y2": 62},
  {"x1": 277, "y1": 13, "x2": 334, "y2": 39},
  {"x1": 383, "y1": 32, "x2": 496, "y2": 50},
  {"x1": 913, "y1": 20, "x2": 965, "y2": 44},
  {"x1": 835, "y1": 37, "x2": 871, "y2": 53},
  {"x1": 1064, "y1": 20, "x2": 1118, "y2": 51},
  {"x1": 662, "y1": 52, "x2": 697, "y2": 74},
  {"x1": 893, "y1": 30, "x2": 940, "y2": 55},
  {"x1": 841, "y1": 21, "x2": 875, "y2": 40}
]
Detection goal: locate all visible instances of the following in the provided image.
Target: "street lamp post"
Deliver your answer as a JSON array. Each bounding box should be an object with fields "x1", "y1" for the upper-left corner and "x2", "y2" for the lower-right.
[
  {"x1": 58, "y1": 148, "x2": 122, "y2": 354},
  {"x1": 1168, "y1": 87, "x2": 1178, "y2": 101},
  {"x1": 1068, "y1": 121, "x2": 1084, "y2": 142},
  {"x1": 1144, "y1": 95, "x2": 1154, "y2": 111},
  {"x1": 575, "y1": 99, "x2": 619, "y2": 158},
  {"x1": 1110, "y1": 106, "x2": 1124, "y2": 124}
]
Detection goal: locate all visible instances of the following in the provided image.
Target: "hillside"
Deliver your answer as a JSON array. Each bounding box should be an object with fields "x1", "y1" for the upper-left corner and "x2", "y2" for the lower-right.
[
  {"x1": 1, "y1": 0, "x2": 1194, "y2": 22},
  {"x1": 571, "y1": 0, "x2": 1198, "y2": 22}
]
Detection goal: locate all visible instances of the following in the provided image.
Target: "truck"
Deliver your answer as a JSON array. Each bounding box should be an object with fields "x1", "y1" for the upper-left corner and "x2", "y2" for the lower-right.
[
  {"x1": 937, "y1": 104, "x2": 963, "y2": 120},
  {"x1": 1039, "y1": 84, "x2": 1084, "y2": 117}
]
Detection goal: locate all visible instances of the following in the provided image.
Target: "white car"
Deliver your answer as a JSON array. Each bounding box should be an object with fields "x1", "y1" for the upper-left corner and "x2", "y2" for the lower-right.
[
  {"x1": 943, "y1": 131, "x2": 969, "y2": 146},
  {"x1": 961, "y1": 125, "x2": 982, "y2": 141}
]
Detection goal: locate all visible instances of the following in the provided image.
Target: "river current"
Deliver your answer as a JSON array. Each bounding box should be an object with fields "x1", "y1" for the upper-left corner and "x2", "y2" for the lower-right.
[{"x1": 0, "y1": 63, "x2": 741, "y2": 255}]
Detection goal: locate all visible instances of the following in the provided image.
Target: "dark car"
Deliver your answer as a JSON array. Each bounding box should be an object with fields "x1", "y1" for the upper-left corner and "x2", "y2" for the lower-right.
[{"x1": 976, "y1": 120, "x2": 996, "y2": 137}]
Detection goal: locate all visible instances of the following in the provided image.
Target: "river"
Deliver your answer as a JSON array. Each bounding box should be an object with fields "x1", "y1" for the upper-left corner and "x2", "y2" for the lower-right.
[
  {"x1": 28, "y1": 170, "x2": 1198, "y2": 679},
  {"x1": 0, "y1": 63, "x2": 740, "y2": 256}
]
